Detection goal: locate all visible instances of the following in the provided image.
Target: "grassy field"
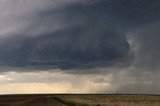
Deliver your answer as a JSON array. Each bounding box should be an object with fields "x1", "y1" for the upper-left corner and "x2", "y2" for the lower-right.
[
  {"x1": 0, "y1": 94, "x2": 159, "y2": 106},
  {"x1": 53, "y1": 94, "x2": 160, "y2": 106}
]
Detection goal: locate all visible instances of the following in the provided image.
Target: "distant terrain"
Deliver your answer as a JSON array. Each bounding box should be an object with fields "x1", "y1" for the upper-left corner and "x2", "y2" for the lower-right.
[{"x1": 0, "y1": 94, "x2": 160, "y2": 106}]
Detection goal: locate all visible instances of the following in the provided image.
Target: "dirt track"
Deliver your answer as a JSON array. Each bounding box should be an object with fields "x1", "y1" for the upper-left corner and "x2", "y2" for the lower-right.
[{"x1": 0, "y1": 96, "x2": 65, "y2": 106}]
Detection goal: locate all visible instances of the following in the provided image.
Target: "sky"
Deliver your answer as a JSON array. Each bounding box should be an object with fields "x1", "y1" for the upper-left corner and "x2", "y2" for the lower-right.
[{"x1": 0, "y1": 0, "x2": 160, "y2": 94}]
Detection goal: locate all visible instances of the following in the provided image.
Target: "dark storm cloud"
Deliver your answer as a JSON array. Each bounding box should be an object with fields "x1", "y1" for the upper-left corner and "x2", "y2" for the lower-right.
[
  {"x1": 0, "y1": 24, "x2": 131, "y2": 70},
  {"x1": 0, "y1": 0, "x2": 160, "y2": 71},
  {"x1": 0, "y1": 0, "x2": 130, "y2": 70},
  {"x1": 0, "y1": 0, "x2": 160, "y2": 94},
  {"x1": 129, "y1": 21, "x2": 160, "y2": 70}
]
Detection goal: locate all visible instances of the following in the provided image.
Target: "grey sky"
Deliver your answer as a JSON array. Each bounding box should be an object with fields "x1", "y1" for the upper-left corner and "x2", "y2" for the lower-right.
[{"x1": 0, "y1": 0, "x2": 159, "y2": 94}]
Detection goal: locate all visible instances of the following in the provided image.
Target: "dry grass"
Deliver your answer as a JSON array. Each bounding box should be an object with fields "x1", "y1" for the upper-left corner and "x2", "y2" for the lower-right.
[
  {"x1": 0, "y1": 94, "x2": 159, "y2": 106},
  {"x1": 56, "y1": 94, "x2": 160, "y2": 106}
]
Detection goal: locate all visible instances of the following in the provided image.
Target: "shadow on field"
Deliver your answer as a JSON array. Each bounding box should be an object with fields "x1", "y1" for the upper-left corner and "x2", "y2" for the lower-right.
[{"x1": 52, "y1": 97, "x2": 90, "y2": 106}]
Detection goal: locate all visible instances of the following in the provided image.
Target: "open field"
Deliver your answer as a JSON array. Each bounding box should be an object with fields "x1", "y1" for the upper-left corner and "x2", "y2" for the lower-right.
[{"x1": 0, "y1": 94, "x2": 159, "y2": 106}]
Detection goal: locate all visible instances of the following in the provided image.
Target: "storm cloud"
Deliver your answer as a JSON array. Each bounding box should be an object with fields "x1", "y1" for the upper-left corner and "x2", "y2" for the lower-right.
[
  {"x1": 128, "y1": 21, "x2": 160, "y2": 71},
  {"x1": 0, "y1": 0, "x2": 134, "y2": 70},
  {"x1": 0, "y1": 0, "x2": 160, "y2": 94},
  {"x1": 1, "y1": 0, "x2": 160, "y2": 71}
]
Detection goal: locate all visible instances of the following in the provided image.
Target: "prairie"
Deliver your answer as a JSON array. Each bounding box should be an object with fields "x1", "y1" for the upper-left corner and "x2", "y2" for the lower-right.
[
  {"x1": 55, "y1": 94, "x2": 160, "y2": 106},
  {"x1": 0, "y1": 94, "x2": 159, "y2": 106}
]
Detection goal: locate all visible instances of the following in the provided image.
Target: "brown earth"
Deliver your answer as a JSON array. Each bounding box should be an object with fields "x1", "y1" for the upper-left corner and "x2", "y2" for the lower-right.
[
  {"x1": 0, "y1": 94, "x2": 160, "y2": 106},
  {"x1": 57, "y1": 94, "x2": 160, "y2": 106},
  {"x1": 0, "y1": 95, "x2": 65, "y2": 106}
]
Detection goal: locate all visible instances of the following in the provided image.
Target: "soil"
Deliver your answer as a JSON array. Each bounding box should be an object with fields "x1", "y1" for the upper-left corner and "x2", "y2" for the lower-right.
[{"x1": 0, "y1": 95, "x2": 65, "y2": 106}]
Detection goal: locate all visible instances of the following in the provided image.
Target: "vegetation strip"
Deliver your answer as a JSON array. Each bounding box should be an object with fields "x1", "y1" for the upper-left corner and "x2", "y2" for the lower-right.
[{"x1": 52, "y1": 97, "x2": 90, "y2": 106}]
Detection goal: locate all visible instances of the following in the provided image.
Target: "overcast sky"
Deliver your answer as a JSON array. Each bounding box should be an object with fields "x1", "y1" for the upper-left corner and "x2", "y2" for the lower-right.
[{"x1": 0, "y1": 0, "x2": 160, "y2": 94}]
